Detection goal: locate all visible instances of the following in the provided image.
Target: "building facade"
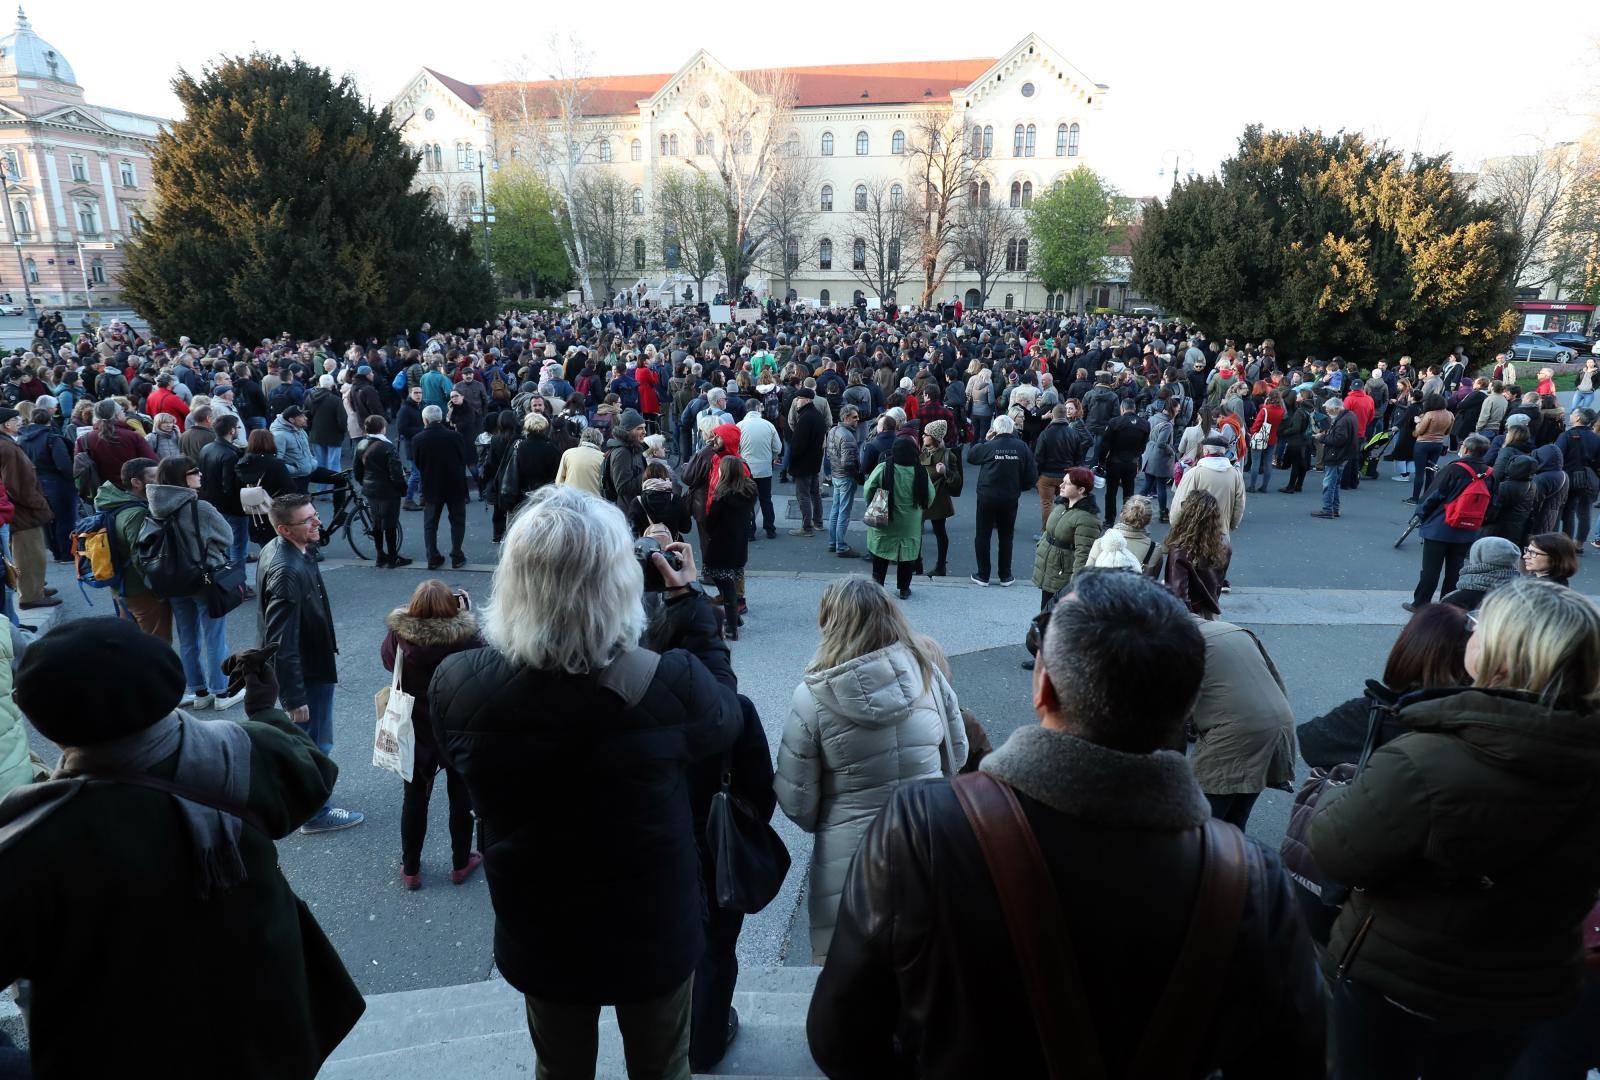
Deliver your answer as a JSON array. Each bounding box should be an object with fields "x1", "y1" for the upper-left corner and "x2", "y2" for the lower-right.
[
  {"x1": 392, "y1": 34, "x2": 1114, "y2": 311},
  {"x1": 0, "y1": 8, "x2": 166, "y2": 310}
]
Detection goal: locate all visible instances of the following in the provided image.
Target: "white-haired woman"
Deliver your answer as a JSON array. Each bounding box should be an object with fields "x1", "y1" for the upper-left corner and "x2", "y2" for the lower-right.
[
  {"x1": 1310, "y1": 578, "x2": 1600, "y2": 1077},
  {"x1": 775, "y1": 577, "x2": 967, "y2": 962},
  {"x1": 145, "y1": 410, "x2": 182, "y2": 461},
  {"x1": 431, "y1": 485, "x2": 742, "y2": 1076}
]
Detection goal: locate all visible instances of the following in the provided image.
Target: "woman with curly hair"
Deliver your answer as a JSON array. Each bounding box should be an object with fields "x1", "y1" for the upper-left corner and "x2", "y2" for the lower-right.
[{"x1": 1162, "y1": 488, "x2": 1230, "y2": 619}]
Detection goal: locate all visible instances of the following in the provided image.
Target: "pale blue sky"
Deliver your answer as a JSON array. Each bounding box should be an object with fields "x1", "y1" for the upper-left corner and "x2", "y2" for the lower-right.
[{"x1": 41, "y1": 0, "x2": 1600, "y2": 195}]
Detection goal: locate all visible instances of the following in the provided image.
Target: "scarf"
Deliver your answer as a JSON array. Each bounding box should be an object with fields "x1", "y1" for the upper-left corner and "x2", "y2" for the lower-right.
[
  {"x1": 0, "y1": 711, "x2": 253, "y2": 897},
  {"x1": 1451, "y1": 562, "x2": 1521, "y2": 598},
  {"x1": 641, "y1": 477, "x2": 675, "y2": 494}
]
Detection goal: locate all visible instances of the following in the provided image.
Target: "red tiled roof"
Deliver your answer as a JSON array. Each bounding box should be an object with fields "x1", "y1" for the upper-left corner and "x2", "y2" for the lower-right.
[{"x1": 439, "y1": 55, "x2": 997, "y2": 117}]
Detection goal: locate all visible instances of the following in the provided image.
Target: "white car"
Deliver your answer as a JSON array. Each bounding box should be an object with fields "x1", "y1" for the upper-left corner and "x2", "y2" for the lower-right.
[{"x1": 0, "y1": 304, "x2": 23, "y2": 317}]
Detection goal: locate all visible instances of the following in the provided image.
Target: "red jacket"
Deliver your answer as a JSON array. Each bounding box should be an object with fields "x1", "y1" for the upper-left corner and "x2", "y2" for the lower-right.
[
  {"x1": 1249, "y1": 403, "x2": 1286, "y2": 446},
  {"x1": 80, "y1": 423, "x2": 149, "y2": 488},
  {"x1": 1343, "y1": 389, "x2": 1374, "y2": 438},
  {"x1": 634, "y1": 364, "x2": 660, "y2": 415},
  {"x1": 145, "y1": 386, "x2": 190, "y2": 431}
]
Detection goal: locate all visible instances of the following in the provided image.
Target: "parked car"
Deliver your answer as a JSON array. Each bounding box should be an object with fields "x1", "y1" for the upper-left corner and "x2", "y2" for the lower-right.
[
  {"x1": 1535, "y1": 330, "x2": 1595, "y2": 354},
  {"x1": 1509, "y1": 332, "x2": 1576, "y2": 363},
  {"x1": 0, "y1": 304, "x2": 22, "y2": 317}
]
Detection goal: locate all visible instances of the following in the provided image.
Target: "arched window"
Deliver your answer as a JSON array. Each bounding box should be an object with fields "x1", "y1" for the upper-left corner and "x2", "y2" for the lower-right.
[
  {"x1": 1067, "y1": 123, "x2": 1080, "y2": 156},
  {"x1": 979, "y1": 180, "x2": 991, "y2": 206},
  {"x1": 90, "y1": 258, "x2": 105, "y2": 284},
  {"x1": 1016, "y1": 239, "x2": 1028, "y2": 272},
  {"x1": 821, "y1": 132, "x2": 834, "y2": 156},
  {"x1": 889, "y1": 183, "x2": 903, "y2": 208},
  {"x1": 77, "y1": 200, "x2": 100, "y2": 235},
  {"x1": 970, "y1": 126, "x2": 983, "y2": 157},
  {"x1": 742, "y1": 131, "x2": 752, "y2": 154},
  {"x1": 1022, "y1": 181, "x2": 1033, "y2": 207},
  {"x1": 457, "y1": 189, "x2": 474, "y2": 218},
  {"x1": 819, "y1": 238, "x2": 833, "y2": 269},
  {"x1": 633, "y1": 237, "x2": 646, "y2": 270},
  {"x1": 459, "y1": 142, "x2": 474, "y2": 168},
  {"x1": 598, "y1": 139, "x2": 611, "y2": 163},
  {"x1": 12, "y1": 200, "x2": 30, "y2": 233},
  {"x1": 119, "y1": 160, "x2": 136, "y2": 187},
  {"x1": 428, "y1": 143, "x2": 439, "y2": 169},
  {"x1": 631, "y1": 138, "x2": 642, "y2": 161},
  {"x1": 1025, "y1": 124, "x2": 1036, "y2": 157},
  {"x1": 852, "y1": 238, "x2": 866, "y2": 270},
  {"x1": 1004, "y1": 292, "x2": 1015, "y2": 310},
  {"x1": 819, "y1": 288, "x2": 830, "y2": 306},
  {"x1": 706, "y1": 134, "x2": 715, "y2": 156},
  {"x1": 982, "y1": 126, "x2": 993, "y2": 158},
  {"x1": 1056, "y1": 124, "x2": 1068, "y2": 156},
  {"x1": 1010, "y1": 181, "x2": 1022, "y2": 209},
  {"x1": 785, "y1": 236, "x2": 799, "y2": 272},
  {"x1": 855, "y1": 130, "x2": 869, "y2": 156},
  {"x1": 694, "y1": 134, "x2": 706, "y2": 156},
  {"x1": 631, "y1": 188, "x2": 644, "y2": 216},
  {"x1": 427, "y1": 187, "x2": 444, "y2": 211},
  {"x1": 891, "y1": 129, "x2": 905, "y2": 155},
  {"x1": 854, "y1": 184, "x2": 868, "y2": 212},
  {"x1": 663, "y1": 228, "x2": 681, "y2": 269},
  {"x1": 969, "y1": 181, "x2": 979, "y2": 205},
  {"x1": 1013, "y1": 124, "x2": 1025, "y2": 157},
  {"x1": 888, "y1": 238, "x2": 900, "y2": 271},
  {"x1": 659, "y1": 133, "x2": 668, "y2": 156},
  {"x1": 24, "y1": 257, "x2": 36, "y2": 284},
  {"x1": 669, "y1": 134, "x2": 679, "y2": 156},
  {"x1": 820, "y1": 185, "x2": 833, "y2": 212}
]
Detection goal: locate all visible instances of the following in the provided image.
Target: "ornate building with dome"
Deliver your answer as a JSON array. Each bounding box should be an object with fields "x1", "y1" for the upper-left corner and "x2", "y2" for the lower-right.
[{"x1": 0, "y1": 7, "x2": 167, "y2": 310}]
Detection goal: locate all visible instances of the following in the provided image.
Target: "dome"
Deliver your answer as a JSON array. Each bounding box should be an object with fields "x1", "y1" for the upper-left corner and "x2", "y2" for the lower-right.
[{"x1": 0, "y1": 8, "x2": 76, "y2": 86}]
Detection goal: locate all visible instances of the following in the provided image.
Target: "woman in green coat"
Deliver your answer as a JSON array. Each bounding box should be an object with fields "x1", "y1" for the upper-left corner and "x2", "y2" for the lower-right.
[
  {"x1": 919, "y1": 419, "x2": 963, "y2": 577},
  {"x1": 1032, "y1": 466, "x2": 1103, "y2": 608},
  {"x1": 864, "y1": 438, "x2": 930, "y2": 600}
]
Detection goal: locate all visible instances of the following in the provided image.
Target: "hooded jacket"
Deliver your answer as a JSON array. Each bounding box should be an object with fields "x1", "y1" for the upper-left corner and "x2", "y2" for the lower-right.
[
  {"x1": 775, "y1": 641, "x2": 966, "y2": 957},
  {"x1": 1529, "y1": 445, "x2": 1569, "y2": 535},
  {"x1": 1170, "y1": 455, "x2": 1246, "y2": 536},
  {"x1": 146, "y1": 484, "x2": 235, "y2": 568},
  {"x1": 380, "y1": 607, "x2": 482, "y2": 756},
  {"x1": 1189, "y1": 618, "x2": 1297, "y2": 795},
  {"x1": 1480, "y1": 455, "x2": 1536, "y2": 547},
  {"x1": 269, "y1": 416, "x2": 315, "y2": 479},
  {"x1": 1309, "y1": 688, "x2": 1600, "y2": 1023}
]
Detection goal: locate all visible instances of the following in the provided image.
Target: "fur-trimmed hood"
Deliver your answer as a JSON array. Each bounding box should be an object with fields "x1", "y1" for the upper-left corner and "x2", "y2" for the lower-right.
[{"x1": 384, "y1": 607, "x2": 479, "y2": 647}]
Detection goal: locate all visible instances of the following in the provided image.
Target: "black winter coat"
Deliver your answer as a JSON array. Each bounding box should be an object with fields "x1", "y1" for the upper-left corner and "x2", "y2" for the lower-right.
[
  {"x1": 1481, "y1": 455, "x2": 1536, "y2": 546},
  {"x1": 628, "y1": 489, "x2": 691, "y2": 539},
  {"x1": 411, "y1": 424, "x2": 470, "y2": 505},
  {"x1": 513, "y1": 434, "x2": 561, "y2": 498},
  {"x1": 304, "y1": 388, "x2": 347, "y2": 448},
  {"x1": 354, "y1": 437, "x2": 406, "y2": 501},
  {"x1": 199, "y1": 438, "x2": 245, "y2": 516},
  {"x1": 256, "y1": 538, "x2": 339, "y2": 712},
  {"x1": 430, "y1": 592, "x2": 742, "y2": 1003},
  {"x1": 1034, "y1": 419, "x2": 1089, "y2": 476},
  {"x1": 702, "y1": 489, "x2": 755, "y2": 571},
  {"x1": 788, "y1": 404, "x2": 828, "y2": 476}
]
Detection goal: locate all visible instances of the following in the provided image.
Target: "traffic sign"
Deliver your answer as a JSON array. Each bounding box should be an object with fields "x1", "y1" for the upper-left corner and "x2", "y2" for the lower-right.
[{"x1": 78, "y1": 242, "x2": 115, "y2": 251}]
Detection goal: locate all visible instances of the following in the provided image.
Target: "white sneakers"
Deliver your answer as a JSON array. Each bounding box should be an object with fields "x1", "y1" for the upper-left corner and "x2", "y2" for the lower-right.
[{"x1": 180, "y1": 688, "x2": 248, "y2": 712}]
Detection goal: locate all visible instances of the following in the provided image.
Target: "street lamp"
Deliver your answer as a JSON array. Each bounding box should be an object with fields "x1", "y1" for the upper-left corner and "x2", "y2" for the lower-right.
[
  {"x1": 0, "y1": 160, "x2": 36, "y2": 316},
  {"x1": 474, "y1": 151, "x2": 496, "y2": 279},
  {"x1": 1157, "y1": 148, "x2": 1196, "y2": 187}
]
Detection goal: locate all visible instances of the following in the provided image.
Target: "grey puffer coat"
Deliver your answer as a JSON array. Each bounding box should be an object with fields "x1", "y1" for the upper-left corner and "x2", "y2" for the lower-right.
[{"x1": 775, "y1": 641, "x2": 967, "y2": 958}]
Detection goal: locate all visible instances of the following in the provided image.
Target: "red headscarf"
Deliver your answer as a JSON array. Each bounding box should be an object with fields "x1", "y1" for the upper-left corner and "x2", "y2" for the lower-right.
[{"x1": 706, "y1": 422, "x2": 749, "y2": 515}]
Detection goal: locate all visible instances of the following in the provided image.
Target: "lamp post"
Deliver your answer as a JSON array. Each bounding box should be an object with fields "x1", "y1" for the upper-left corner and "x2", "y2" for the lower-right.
[
  {"x1": 1157, "y1": 148, "x2": 1195, "y2": 188},
  {"x1": 475, "y1": 151, "x2": 495, "y2": 279},
  {"x1": 0, "y1": 162, "x2": 36, "y2": 316}
]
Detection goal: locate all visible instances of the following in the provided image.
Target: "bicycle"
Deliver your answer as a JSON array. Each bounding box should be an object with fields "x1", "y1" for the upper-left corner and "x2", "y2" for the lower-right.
[{"x1": 317, "y1": 470, "x2": 403, "y2": 561}]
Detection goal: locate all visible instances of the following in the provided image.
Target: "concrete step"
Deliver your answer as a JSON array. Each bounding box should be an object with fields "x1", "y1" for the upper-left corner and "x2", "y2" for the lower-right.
[{"x1": 319, "y1": 966, "x2": 822, "y2": 1080}]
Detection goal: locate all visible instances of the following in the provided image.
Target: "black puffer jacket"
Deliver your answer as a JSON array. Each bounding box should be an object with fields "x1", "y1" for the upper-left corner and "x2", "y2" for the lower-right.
[
  {"x1": 1480, "y1": 454, "x2": 1536, "y2": 546},
  {"x1": 430, "y1": 592, "x2": 742, "y2": 1004},
  {"x1": 809, "y1": 725, "x2": 1324, "y2": 1078}
]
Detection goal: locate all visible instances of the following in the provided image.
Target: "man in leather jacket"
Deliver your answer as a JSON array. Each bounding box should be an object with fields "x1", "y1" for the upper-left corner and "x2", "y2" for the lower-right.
[{"x1": 808, "y1": 570, "x2": 1324, "y2": 1078}]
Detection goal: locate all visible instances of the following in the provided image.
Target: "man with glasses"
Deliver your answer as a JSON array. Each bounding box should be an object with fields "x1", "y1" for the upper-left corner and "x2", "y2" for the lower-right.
[{"x1": 258, "y1": 493, "x2": 362, "y2": 833}]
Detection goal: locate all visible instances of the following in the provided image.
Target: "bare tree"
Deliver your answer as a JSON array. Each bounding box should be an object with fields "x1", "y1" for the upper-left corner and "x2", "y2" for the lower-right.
[
  {"x1": 681, "y1": 68, "x2": 797, "y2": 299},
  {"x1": 846, "y1": 177, "x2": 917, "y2": 302},
  {"x1": 903, "y1": 112, "x2": 980, "y2": 307},
  {"x1": 653, "y1": 167, "x2": 726, "y2": 302},
  {"x1": 569, "y1": 170, "x2": 643, "y2": 302},
  {"x1": 754, "y1": 147, "x2": 821, "y2": 301},
  {"x1": 1477, "y1": 146, "x2": 1578, "y2": 290},
  {"x1": 960, "y1": 193, "x2": 1027, "y2": 308},
  {"x1": 482, "y1": 33, "x2": 606, "y2": 301}
]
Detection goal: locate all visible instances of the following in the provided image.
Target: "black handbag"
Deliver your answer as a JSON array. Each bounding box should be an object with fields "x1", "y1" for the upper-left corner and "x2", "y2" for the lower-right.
[
  {"x1": 200, "y1": 556, "x2": 248, "y2": 617},
  {"x1": 705, "y1": 754, "x2": 790, "y2": 914}
]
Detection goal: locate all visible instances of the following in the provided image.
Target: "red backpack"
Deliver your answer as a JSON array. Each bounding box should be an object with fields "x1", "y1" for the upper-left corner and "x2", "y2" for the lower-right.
[{"x1": 1443, "y1": 461, "x2": 1493, "y2": 530}]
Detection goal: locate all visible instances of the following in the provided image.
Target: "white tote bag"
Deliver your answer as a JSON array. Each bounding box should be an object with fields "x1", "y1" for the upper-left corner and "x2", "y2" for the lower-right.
[{"x1": 373, "y1": 648, "x2": 416, "y2": 782}]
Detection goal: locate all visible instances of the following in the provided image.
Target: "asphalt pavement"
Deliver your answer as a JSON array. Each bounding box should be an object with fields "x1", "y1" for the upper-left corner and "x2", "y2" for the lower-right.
[{"x1": 24, "y1": 450, "x2": 1600, "y2": 995}]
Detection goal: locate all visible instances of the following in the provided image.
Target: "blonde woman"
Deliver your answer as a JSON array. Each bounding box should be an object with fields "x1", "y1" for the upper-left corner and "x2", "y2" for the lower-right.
[
  {"x1": 774, "y1": 577, "x2": 967, "y2": 961},
  {"x1": 1310, "y1": 578, "x2": 1600, "y2": 1076}
]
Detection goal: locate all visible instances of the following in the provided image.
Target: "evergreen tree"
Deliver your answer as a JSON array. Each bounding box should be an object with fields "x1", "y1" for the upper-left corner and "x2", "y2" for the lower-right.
[
  {"x1": 122, "y1": 53, "x2": 493, "y2": 342},
  {"x1": 1132, "y1": 127, "x2": 1518, "y2": 361}
]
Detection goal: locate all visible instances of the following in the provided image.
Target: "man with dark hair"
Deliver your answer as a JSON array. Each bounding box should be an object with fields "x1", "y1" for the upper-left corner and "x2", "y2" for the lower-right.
[
  {"x1": 94, "y1": 457, "x2": 165, "y2": 639},
  {"x1": 1405, "y1": 433, "x2": 1498, "y2": 611},
  {"x1": 258, "y1": 492, "x2": 362, "y2": 833},
  {"x1": 808, "y1": 570, "x2": 1324, "y2": 1077},
  {"x1": 1100, "y1": 398, "x2": 1150, "y2": 525},
  {"x1": 200, "y1": 414, "x2": 249, "y2": 567}
]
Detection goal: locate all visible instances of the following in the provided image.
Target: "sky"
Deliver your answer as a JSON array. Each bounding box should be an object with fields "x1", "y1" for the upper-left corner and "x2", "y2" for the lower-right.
[{"x1": 36, "y1": 0, "x2": 1600, "y2": 196}]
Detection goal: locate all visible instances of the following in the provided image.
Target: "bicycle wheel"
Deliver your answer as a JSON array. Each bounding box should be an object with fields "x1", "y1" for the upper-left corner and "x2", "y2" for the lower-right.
[{"x1": 347, "y1": 501, "x2": 375, "y2": 560}]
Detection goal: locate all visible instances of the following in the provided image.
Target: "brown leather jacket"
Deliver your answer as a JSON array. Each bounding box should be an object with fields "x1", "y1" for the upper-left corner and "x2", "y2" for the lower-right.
[{"x1": 0, "y1": 435, "x2": 52, "y2": 530}]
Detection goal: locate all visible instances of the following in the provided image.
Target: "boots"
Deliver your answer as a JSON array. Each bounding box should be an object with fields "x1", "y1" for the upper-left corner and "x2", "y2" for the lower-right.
[
  {"x1": 931, "y1": 562, "x2": 947, "y2": 578},
  {"x1": 722, "y1": 599, "x2": 740, "y2": 641}
]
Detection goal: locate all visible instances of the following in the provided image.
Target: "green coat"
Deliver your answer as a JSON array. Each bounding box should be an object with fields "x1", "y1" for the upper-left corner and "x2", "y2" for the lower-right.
[
  {"x1": 921, "y1": 447, "x2": 963, "y2": 521},
  {"x1": 0, "y1": 711, "x2": 365, "y2": 1077},
  {"x1": 863, "y1": 460, "x2": 925, "y2": 562},
  {"x1": 0, "y1": 625, "x2": 35, "y2": 801},
  {"x1": 1308, "y1": 688, "x2": 1600, "y2": 1024},
  {"x1": 91, "y1": 480, "x2": 151, "y2": 596},
  {"x1": 1031, "y1": 498, "x2": 1102, "y2": 593}
]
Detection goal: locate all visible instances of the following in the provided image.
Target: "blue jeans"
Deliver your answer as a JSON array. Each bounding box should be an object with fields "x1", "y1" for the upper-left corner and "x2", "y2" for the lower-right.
[
  {"x1": 300, "y1": 679, "x2": 337, "y2": 812},
  {"x1": 1247, "y1": 449, "x2": 1272, "y2": 491},
  {"x1": 39, "y1": 473, "x2": 76, "y2": 558},
  {"x1": 828, "y1": 478, "x2": 858, "y2": 548},
  {"x1": 312, "y1": 443, "x2": 342, "y2": 496},
  {"x1": 1321, "y1": 463, "x2": 1342, "y2": 513},
  {"x1": 1575, "y1": 390, "x2": 1596, "y2": 412},
  {"x1": 400, "y1": 437, "x2": 421, "y2": 502},
  {"x1": 1137, "y1": 473, "x2": 1170, "y2": 514},
  {"x1": 169, "y1": 594, "x2": 229, "y2": 695},
  {"x1": 0, "y1": 525, "x2": 15, "y2": 627},
  {"x1": 225, "y1": 513, "x2": 249, "y2": 565}
]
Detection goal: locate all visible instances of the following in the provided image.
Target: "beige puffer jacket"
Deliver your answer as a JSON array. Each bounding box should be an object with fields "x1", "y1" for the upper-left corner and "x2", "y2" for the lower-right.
[{"x1": 775, "y1": 641, "x2": 967, "y2": 958}]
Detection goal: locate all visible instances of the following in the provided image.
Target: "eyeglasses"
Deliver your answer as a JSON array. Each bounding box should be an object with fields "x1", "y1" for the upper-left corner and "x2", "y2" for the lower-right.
[
  {"x1": 185, "y1": 468, "x2": 201, "y2": 478},
  {"x1": 1524, "y1": 548, "x2": 1548, "y2": 559}
]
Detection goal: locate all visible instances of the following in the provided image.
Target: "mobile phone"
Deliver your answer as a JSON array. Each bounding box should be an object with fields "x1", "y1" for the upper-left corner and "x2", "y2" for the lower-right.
[{"x1": 454, "y1": 589, "x2": 472, "y2": 611}]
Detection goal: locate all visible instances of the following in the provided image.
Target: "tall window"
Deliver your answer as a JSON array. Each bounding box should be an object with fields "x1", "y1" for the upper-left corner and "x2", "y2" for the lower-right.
[
  {"x1": 118, "y1": 160, "x2": 135, "y2": 187},
  {"x1": 819, "y1": 238, "x2": 832, "y2": 269},
  {"x1": 631, "y1": 138, "x2": 642, "y2": 161},
  {"x1": 664, "y1": 231, "x2": 681, "y2": 269},
  {"x1": 819, "y1": 288, "x2": 830, "y2": 306},
  {"x1": 457, "y1": 142, "x2": 473, "y2": 168},
  {"x1": 2, "y1": 148, "x2": 19, "y2": 178},
  {"x1": 1013, "y1": 125, "x2": 1024, "y2": 157},
  {"x1": 820, "y1": 185, "x2": 833, "y2": 211},
  {"x1": 1010, "y1": 181, "x2": 1022, "y2": 209},
  {"x1": 1006, "y1": 238, "x2": 1025, "y2": 272},
  {"x1": 1004, "y1": 292, "x2": 1015, "y2": 310},
  {"x1": 694, "y1": 134, "x2": 706, "y2": 156},
  {"x1": 888, "y1": 238, "x2": 900, "y2": 271},
  {"x1": 1056, "y1": 124, "x2": 1068, "y2": 156},
  {"x1": 852, "y1": 238, "x2": 866, "y2": 270},
  {"x1": 633, "y1": 237, "x2": 646, "y2": 270},
  {"x1": 1022, "y1": 181, "x2": 1033, "y2": 207},
  {"x1": 631, "y1": 188, "x2": 644, "y2": 216},
  {"x1": 669, "y1": 134, "x2": 679, "y2": 155},
  {"x1": 742, "y1": 131, "x2": 752, "y2": 154},
  {"x1": 821, "y1": 132, "x2": 834, "y2": 156},
  {"x1": 855, "y1": 131, "x2": 869, "y2": 156},
  {"x1": 979, "y1": 180, "x2": 991, "y2": 206},
  {"x1": 77, "y1": 200, "x2": 99, "y2": 235},
  {"x1": 785, "y1": 237, "x2": 799, "y2": 272},
  {"x1": 970, "y1": 127, "x2": 983, "y2": 157},
  {"x1": 1067, "y1": 123, "x2": 1080, "y2": 156},
  {"x1": 1016, "y1": 238, "x2": 1028, "y2": 271},
  {"x1": 1025, "y1": 125, "x2": 1036, "y2": 157},
  {"x1": 889, "y1": 183, "x2": 903, "y2": 208},
  {"x1": 598, "y1": 139, "x2": 611, "y2": 162},
  {"x1": 854, "y1": 184, "x2": 867, "y2": 212},
  {"x1": 12, "y1": 200, "x2": 29, "y2": 233},
  {"x1": 891, "y1": 129, "x2": 905, "y2": 155},
  {"x1": 24, "y1": 257, "x2": 36, "y2": 283},
  {"x1": 983, "y1": 125, "x2": 993, "y2": 158},
  {"x1": 431, "y1": 143, "x2": 441, "y2": 169},
  {"x1": 90, "y1": 257, "x2": 105, "y2": 284},
  {"x1": 69, "y1": 154, "x2": 86, "y2": 182},
  {"x1": 659, "y1": 133, "x2": 668, "y2": 156}
]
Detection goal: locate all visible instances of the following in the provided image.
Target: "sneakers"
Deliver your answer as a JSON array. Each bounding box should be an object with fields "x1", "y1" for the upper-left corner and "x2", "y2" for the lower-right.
[
  {"x1": 897, "y1": 587, "x2": 912, "y2": 600},
  {"x1": 211, "y1": 688, "x2": 247, "y2": 711},
  {"x1": 1401, "y1": 497, "x2": 1418, "y2": 505},
  {"x1": 1401, "y1": 602, "x2": 1417, "y2": 613},
  {"x1": 826, "y1": 543, "x2": 836, "y2": 552},
  {"x1": 835, "y1": 545, "x2": 856, "y2": 558},
  {"x1": 451, "y1": 555, "x2": 468, "y2": 569},
  {"x1": 969, "y1": 575, "x2": 989, "y2": 586},
  {"x1": 401, "y1": 868, "x2": 421, "y2": 890},
  {"x1": 390, "y1": 555, "x2": 414, "y2": 568},
  {"x1": 181, "y1": 692, "x2": 213, "y2": 711},
  {"x1": 1310, "y1": 510, "x2": 1338, "y2": 519},
  {"x1": 427, "y1": 557, "x2": 445, "y2": 570},
  {"x1": 1391, "y1": 474, "x2": 1410, "y2": 482},
  {"x1": 787, "y1": 527, "x2": 814, "y2": 537},
  {"x1": 998, "y1": 577, "x2": 1015, "y2": 587},
  {"x1": 764, "y1": 528, "x2": 777, "y2": 540},
  {"x1": 300, "y1": 807, "x2": 365, "y2": 834},
  {"x1": 402, "y1": 501, "x2": 424, "y2": 512},
  {"x1": 451, "y1": 851, "x2": 484, "y2": 885}
]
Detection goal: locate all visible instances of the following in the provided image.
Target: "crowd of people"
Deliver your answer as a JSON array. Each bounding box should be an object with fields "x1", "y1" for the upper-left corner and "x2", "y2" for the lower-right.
[{"x1": 0, "y1": 299, "x2": 1595, "y2": 1080}]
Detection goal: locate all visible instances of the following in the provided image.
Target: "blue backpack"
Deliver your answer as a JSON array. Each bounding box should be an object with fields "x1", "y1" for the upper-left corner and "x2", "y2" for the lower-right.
[{"x1": 70, "y1": 503, "x2": 139, "y2": 598}]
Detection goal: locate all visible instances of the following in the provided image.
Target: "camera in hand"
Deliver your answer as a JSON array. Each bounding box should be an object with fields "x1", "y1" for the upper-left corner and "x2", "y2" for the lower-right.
[{"x1": 634, "y1": 537, "x2": 683, "y2": 592}]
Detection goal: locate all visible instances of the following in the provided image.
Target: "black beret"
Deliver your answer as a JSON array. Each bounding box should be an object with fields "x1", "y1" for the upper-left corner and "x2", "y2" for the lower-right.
[{"x1": 16, "y1": 617, "x2": 185, "y2": 745}]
